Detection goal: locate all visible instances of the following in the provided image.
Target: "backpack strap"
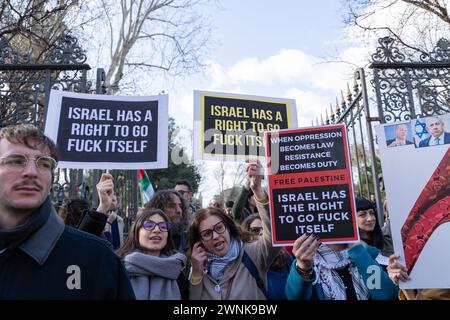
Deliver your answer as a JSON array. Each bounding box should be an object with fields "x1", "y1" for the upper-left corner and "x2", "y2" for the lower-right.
[{"x1": 241, "y1": 251, "x2": 269, "y2": 299}]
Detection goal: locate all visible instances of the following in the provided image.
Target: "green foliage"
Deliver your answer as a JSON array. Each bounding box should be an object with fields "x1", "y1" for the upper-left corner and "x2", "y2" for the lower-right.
[
  {"x1": 146, "y1": 117, "x2": 201, "y2": 193},
  {"x1": 352, "y1": 154, "x2": 385, "y2": 200}
]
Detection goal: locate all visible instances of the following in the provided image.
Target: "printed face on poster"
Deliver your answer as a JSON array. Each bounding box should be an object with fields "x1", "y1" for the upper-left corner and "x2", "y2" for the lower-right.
[
  {"x1": 44, "y1": 90, "x2": 168, "y2": 169},
  {"x1": 193, "y1": 90, "x2": 297, "y2": 161},
  {"x1": 376, "y1": 113, "x2": 450, "y2": 289},
  {"x1": 265, "y1": 124, "x2": 359, "y2": 246}
]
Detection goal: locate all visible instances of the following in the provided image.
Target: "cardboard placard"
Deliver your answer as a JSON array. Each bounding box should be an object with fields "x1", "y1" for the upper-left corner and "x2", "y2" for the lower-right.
[
  {"x1": 194, "y1": 90, "x2": 297, "y2": 161},
  {"x1": 376, "y1": 114, "x2": 450, "y2": 289},
  {"x1": 265, "y1": 124, "x2": 359, "y2": 245},
  {"x1": 44, "y1": 90, "x2": 168, "y2": 169}
]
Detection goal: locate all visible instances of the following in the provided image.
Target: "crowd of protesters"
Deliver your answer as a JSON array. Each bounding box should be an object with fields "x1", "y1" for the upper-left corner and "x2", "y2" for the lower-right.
[{"x1": 0, "y1": 124, "x2": 446, "y2": 300}]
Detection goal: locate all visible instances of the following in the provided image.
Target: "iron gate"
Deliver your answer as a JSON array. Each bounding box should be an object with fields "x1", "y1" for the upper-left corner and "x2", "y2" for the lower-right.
[
  {"x1": 0, "y1": 32, "x2": 138, "y2": 225},
  {"x1": 325, "y1": 36, "x2": 450, "y2": 224}
]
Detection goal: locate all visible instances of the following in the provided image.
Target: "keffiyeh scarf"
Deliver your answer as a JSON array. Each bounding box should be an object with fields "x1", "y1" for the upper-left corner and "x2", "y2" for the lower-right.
[
  {"x1": 313, "y1": 245, "x2": 370, "y2": 300},
  {"x1": 207, "y1": 239, "x2": 241, "y2": 282}
]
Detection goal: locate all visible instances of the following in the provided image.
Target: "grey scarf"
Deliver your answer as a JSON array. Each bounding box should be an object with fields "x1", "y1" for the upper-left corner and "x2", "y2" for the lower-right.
[{"x1": 124, "y1": 251, "x2": 187, "y2": 300}]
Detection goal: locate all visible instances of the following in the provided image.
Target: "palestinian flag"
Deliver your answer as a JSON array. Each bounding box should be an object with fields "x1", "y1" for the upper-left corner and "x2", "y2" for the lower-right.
[{"x1": 138, "y1": 169, "x2": 154, "y2": 204}]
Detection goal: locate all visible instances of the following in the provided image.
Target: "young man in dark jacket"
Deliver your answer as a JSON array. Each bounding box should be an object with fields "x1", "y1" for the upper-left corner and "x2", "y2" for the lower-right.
[{"x1": 0, "y1": 124, "x2": 135, "y2": 300}]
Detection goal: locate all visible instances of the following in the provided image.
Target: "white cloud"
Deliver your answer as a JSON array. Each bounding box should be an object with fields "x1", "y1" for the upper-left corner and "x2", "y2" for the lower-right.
[
  {"x1": 225, "y1": 49, "x2": 316, "y2": 86},
  {"x1": 202, "y1": 48, "x2": 361, "y2": 96},
  {"x1": 167, "y1": 42, "x2": 369, "y2": 205},
  {"x1": 285, "y1": 88, "x2": 334, "y2": 127}
]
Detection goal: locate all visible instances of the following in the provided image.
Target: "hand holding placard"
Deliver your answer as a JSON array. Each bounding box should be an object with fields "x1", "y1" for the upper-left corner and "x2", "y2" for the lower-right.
[
  {"x1": 96, "y1": 173, "x2": 115, "y2": 214},
  {"x1": 387, "y1": 253, "x2": 410, "y2": 286},
  {"x1": 293, "y1": 234, "x2": 321, "y2": 272},
  {"x1": 246, "y1": 159, "x2": 265, "y2": 201}
]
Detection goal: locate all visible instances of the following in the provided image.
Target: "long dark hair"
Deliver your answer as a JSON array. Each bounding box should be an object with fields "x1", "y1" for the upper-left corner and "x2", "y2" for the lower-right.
[
  {"x1": 117, "y1": 208, "x2": 175, "y2": 258},
  {"x1": 145, "y1": 190, "x2": 189, "y2": 224},
  {"x1": 188, "y1": 207, "x2": 242, "y2": 256},
  {"x1": 355, "y1": 197, "x2": 384, "y2": 251}
]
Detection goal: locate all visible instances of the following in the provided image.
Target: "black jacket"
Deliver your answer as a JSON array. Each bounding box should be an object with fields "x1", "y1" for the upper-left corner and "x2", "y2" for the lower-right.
[{"x1": 0, "y1": 198, "x2": 135, "y2": 300}]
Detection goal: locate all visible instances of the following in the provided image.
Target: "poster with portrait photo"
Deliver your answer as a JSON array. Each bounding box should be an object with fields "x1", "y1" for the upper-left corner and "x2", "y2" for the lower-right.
[
  {"x1": 413, "y1": 114, "x2": 450, "y2": 148},
  {"x1": 384, "y1": 121, "x2": 414, "y2": 148},
  {"x1": 376, "y1": 114, "x2": 450, "y2": 289}
]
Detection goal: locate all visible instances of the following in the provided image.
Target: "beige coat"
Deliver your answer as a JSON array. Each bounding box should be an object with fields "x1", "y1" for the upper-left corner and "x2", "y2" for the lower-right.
[{"x1": 189, "y1": 200, "x2": 280, "y2": 300}]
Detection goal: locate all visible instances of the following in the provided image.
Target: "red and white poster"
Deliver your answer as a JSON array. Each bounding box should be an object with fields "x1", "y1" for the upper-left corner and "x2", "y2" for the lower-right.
[
  {"x1": 376, "y1": 114, "x2": 450, "y2": 289},
  {"x1": 265, "y1": 124, "x2": 359, "y2": 246}
]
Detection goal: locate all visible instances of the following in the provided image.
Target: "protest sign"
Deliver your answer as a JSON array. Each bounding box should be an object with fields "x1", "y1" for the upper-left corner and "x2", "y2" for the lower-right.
[
  {"x1": 376, "y1": 114, "x2": 450, "y2": 288},
  {"x1": 44, "y1": 90, "x2": 168, "y2": 169},
  {"x1": 194, "y1": 90, "x2": 297, "y2": 161},
  {"x1": 265, "y1": 124, "x2": 359, "y2": 245}
]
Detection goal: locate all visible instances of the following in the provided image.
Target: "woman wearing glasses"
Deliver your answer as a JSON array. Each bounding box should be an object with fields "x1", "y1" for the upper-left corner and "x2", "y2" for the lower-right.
[
  {"x1": 117, "y1": 208, "x2": 187, "y2": 300},
  {"x1": 188, "y1": 160, "x2": 280, "y2": 300}
]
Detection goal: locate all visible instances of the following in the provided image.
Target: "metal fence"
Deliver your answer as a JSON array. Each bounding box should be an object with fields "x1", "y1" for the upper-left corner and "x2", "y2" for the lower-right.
[
  {"x1": 324, "y1": 36, "x2": 450, "y2": 224},
  {"x1": 3, "y1": 32, "x2": 449, "y2": 228},
  {"x1": 0, "y1": 32, "x2": 138, "y2": 225}
]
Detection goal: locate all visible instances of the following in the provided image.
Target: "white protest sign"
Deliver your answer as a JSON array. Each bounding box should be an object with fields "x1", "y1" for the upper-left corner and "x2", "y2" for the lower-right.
[
  {"x1": 45, "y1": 90, "x2": 168, "y2": 170},
  {"x1": 376, "y1": 113, "x2": 450, "y2": 289}
]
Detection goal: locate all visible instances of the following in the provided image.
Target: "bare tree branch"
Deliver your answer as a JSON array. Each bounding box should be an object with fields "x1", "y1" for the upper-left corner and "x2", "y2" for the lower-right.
[{"x1": 346, "y1": 0, "x2": 450, "y2": 54}]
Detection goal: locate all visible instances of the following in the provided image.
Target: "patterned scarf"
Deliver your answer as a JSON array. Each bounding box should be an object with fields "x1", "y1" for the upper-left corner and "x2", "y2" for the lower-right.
[
  {"x1": 207, "y1": 239, "x2": 241, "y2": 282},
  {"x1": 313, "y1": 244, "x2": 370, "y2": 300}
]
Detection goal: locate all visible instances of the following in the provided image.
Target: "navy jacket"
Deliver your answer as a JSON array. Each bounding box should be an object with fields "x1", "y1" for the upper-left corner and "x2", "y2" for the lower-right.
[
  {"x1": 0, "y1": 200, "x2": 135, "y2": 300},
  {"x1": 419, "y1": 132, "x2": 450, "y2": 147}
]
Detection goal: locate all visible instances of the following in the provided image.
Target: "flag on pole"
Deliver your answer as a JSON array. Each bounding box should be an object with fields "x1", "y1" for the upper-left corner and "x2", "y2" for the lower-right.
[{"x1": 138, "y1": 169, "x2": 154, "y2": 204}]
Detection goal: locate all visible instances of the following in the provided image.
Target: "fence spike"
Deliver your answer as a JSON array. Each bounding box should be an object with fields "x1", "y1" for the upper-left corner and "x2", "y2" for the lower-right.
[
  {"x1": 353, "y1": 76, "x2": 359, "y2": 92},
  {"x1": 330, "y1": 103, "x2": 337, "y2": 122},
  {"x1": 335, "y1": 97, "x2": 340, "y2": 114}
]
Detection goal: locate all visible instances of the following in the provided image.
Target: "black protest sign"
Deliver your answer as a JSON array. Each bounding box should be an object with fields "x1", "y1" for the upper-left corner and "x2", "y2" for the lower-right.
[
  {"x1": 265, "y1": 125, "x2": 358, "y2": 245},
  {"x1": 45, "y1": 91, "x2": 168, "y2": 169},
  {"x1": 194, "y1": 91, "x2": 297, "y2": 160}
]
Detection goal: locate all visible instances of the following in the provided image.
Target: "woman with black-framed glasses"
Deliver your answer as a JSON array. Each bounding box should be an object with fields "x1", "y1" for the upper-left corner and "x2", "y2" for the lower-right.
[
  {"x1": 188, "y1": 160, "x2": 281, "y2": 300},
  {"x1": 117, "y1": 209, "x2": 187, "y2": 300}
]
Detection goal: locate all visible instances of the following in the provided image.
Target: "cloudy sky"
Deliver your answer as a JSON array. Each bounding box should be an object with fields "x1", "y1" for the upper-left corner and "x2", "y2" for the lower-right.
[
  {"x1": 162, "y1": 0, "x2": 373, "y2": 204},
  {"x1": 171, "y1": 0, "x2": 365, "y2": 129},
  {"x1": 81, "y1": 0, "x2": 446, "y2": 205}
]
